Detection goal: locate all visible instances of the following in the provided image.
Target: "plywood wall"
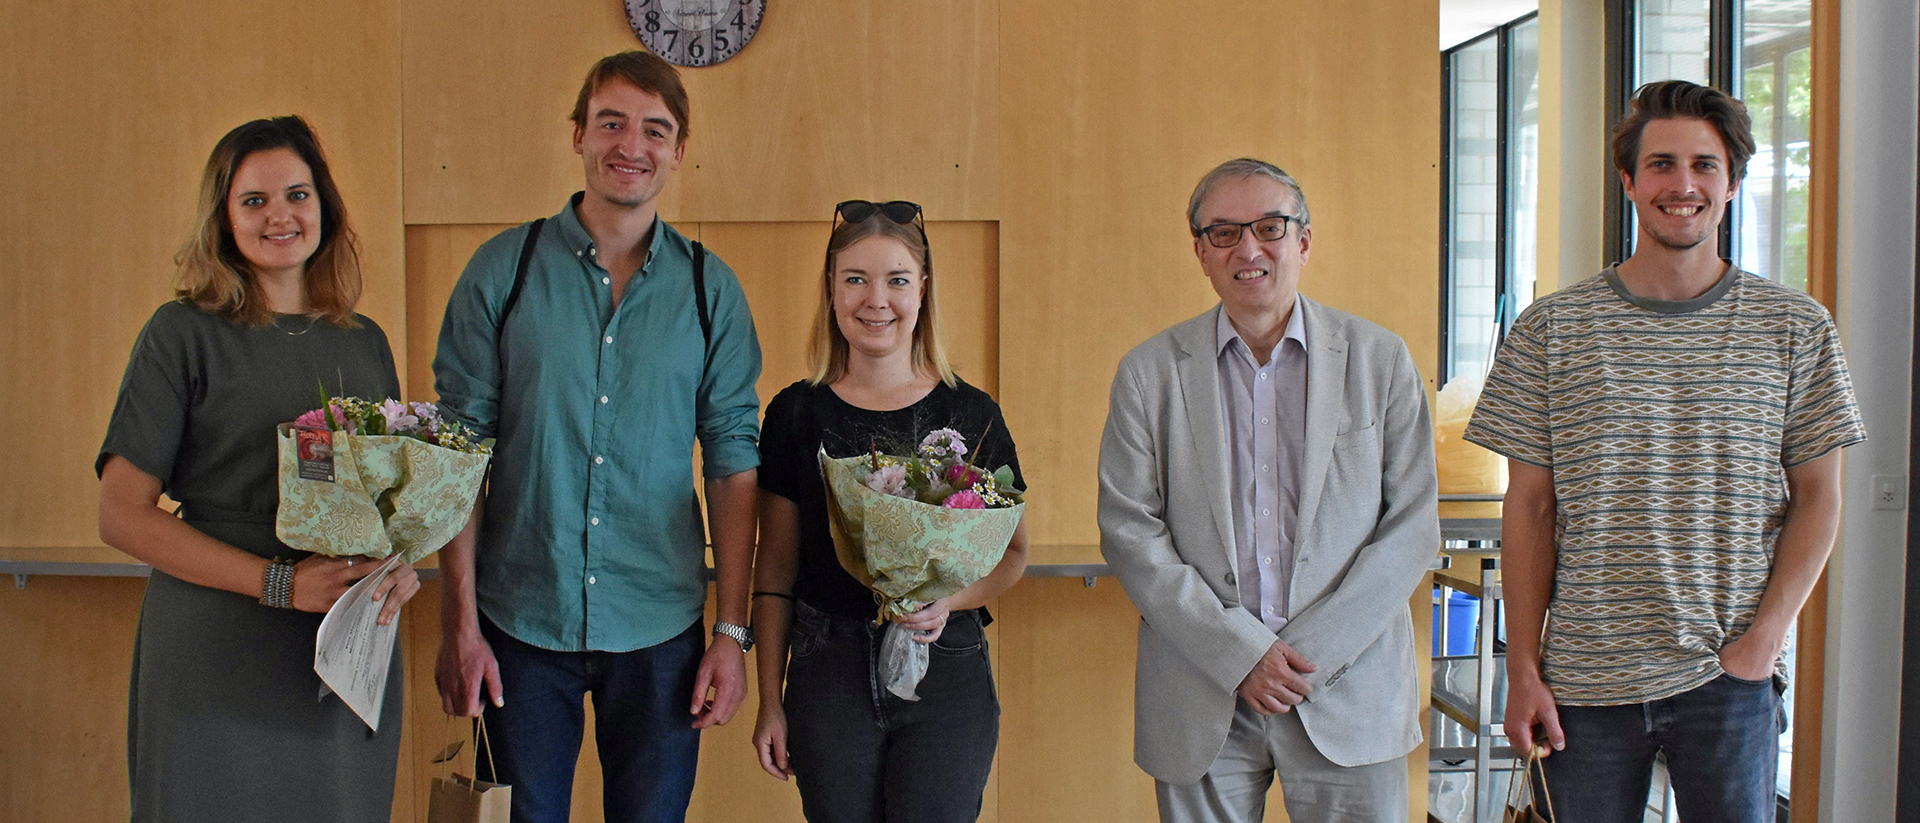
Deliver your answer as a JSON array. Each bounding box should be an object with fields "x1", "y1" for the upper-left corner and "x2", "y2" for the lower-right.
[{"x1": 2, "y1": 0, "x2": 1439, "y2": 820}]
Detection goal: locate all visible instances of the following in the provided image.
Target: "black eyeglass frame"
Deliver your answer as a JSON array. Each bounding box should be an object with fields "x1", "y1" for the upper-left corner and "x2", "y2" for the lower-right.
[{"x1": 1193, "y1": 214, "x2": 1299, "y2": 248}]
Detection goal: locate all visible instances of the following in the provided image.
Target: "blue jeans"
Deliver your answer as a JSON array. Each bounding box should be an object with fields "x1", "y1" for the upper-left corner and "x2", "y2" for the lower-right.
[
  {"x1": 1538, "y1": 673, "x2": 1785, "y2": 823},
  {"x1": 783, "y1": 600, "x2": 1000, "y2": 823},
  {"x1": 478, "y1": 615, "x2": 704, "y2": 823}
]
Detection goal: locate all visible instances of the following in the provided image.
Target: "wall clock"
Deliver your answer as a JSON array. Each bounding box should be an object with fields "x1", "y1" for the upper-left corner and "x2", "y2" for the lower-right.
[{"x1": 625, "y1": 0, "x2": 766, "y2": 67}]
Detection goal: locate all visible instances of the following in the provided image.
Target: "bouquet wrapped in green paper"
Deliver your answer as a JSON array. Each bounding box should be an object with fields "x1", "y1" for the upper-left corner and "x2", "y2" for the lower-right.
[
  {"x1": 818, "y1": 428, "x2": 1025, "y2": 699},
  {"x1": 275, "y1": 397, "x2": 492, "y2": 564}
]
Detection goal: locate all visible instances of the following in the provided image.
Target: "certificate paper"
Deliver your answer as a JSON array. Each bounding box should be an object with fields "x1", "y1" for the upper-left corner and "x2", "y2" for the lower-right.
[{"x1": 314, "y1": 556, "x2": 402, "y2": 731}]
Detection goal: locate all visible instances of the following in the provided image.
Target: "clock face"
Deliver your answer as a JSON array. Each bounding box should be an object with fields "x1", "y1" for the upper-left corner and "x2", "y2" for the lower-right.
[{"x1": 626, "y1": 0, "x2": 766, "y2": 67}]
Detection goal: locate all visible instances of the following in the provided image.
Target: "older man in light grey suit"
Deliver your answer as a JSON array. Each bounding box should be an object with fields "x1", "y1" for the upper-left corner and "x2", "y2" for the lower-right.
[{"x1": 1099, "y1": 158, "x2": 1440, "y2": 822}]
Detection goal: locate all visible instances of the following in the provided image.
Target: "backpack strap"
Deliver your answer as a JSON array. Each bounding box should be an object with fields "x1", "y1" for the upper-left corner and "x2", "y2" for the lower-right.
[
  {"x1": 692, "y1": 240, "x2": 712, "y2": 351},
  {"x1": 495, "y1": 217, "x2": 546, "y2": 369}
]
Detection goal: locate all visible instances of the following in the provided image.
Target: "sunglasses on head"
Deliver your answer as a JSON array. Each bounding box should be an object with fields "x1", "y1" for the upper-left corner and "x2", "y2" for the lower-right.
[{"x1": 834, "y1": 199, "x2": 923, "y2": 227}]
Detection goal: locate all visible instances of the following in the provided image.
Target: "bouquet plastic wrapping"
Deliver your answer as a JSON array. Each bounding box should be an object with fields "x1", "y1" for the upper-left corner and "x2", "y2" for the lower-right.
[
  {"x1": 274, "y1": 399, "x2": 491, "y2": 563},
  {"x1": 817, "y1": 429, "x2": 1024, "y2": 699},
  {"x1": 272, "y1": 397, "x2": 492, "y2": 730}
]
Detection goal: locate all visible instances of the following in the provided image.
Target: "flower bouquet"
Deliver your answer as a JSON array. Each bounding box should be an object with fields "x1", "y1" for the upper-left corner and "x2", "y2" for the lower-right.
[
  {"x1": 275, "y1": 396, "x2": 491, "y2": 564},
  {"x1": 818, "y1": 428, "x2": 1025, "y2": 699},
  {"x1": 274, "y1": 394, "x2": 492, "y2": 730}
]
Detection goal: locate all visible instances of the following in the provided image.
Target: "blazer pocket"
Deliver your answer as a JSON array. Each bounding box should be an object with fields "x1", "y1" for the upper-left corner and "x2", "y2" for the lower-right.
[{"x1": 1333, "y1": 421, "x2": 1377, "y2": 450}]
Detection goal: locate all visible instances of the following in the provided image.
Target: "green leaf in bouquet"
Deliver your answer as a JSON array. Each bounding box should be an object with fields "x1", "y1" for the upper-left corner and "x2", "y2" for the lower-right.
[
  {"x1": 992, "y1": 465, "x2": 1015, "y2": 490},
  {"x1": 317, "y1": 380, "x2": 341, "y2": 431}
]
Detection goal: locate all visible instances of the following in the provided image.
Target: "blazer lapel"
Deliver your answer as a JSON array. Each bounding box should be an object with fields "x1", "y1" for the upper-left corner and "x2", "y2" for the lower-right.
[
  {"x1": 1172, "y1": 308, "x2": 1241, "y2": 574},
  {"x1": 1294, "y1": 298, "x2": 1348, "y2": 542}
]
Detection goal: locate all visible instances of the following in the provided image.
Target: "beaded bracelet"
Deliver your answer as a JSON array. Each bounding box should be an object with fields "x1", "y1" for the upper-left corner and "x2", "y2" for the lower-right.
[{"x1": 260, "y1": 558, "x2": 296, "y2": 609}]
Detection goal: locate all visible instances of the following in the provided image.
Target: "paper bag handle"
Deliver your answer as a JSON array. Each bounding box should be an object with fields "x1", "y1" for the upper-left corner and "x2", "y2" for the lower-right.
[
  {"x1": 1505, "y1": 744, "x2": 1557, "y2": 819},
  {"x1": 471, "y1": 716, "x2": 498, "y2": 780}
]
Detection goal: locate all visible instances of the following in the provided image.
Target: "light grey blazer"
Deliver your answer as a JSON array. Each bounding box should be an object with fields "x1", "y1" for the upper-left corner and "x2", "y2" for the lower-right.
[{"x1": 1098, "y1": 298, "x2": 1441, "y2": 783}]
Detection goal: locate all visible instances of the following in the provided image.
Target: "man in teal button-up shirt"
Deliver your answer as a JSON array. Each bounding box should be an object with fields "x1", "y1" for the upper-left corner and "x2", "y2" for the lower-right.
[{"x1": 430, "y1": 51, "x2": 762, "y2": 823}]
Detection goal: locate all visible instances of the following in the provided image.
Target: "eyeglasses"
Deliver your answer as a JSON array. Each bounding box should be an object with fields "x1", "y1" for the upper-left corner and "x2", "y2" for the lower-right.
[
  {"x1": 1194, "y1": 215, "x2": 1297, "y2": 248},
  {"x1": 835, "y1": 199, "x2": 923, "y2": 229}
]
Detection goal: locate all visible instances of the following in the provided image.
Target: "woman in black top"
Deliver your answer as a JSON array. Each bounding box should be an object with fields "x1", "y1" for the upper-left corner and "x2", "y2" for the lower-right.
[
  {"x1": 96, "y1": 116, "x2": 418, "y2": 821},
  {"x1": 751, "y1": 200, "x2": 1030, "y2": 822}
]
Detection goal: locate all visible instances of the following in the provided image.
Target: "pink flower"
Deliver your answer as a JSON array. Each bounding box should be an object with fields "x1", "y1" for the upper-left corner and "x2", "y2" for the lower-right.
[
  {"x1": 293, "y1": 404, "x2": 354, "y2": 433},
  {"x1": 379, "y1": 399, "x2": 420, "y2": 434},
  {"x1": 942, "y1": 490, "x2": 986, "y2": 509},
  {"x1": 865, "y1": 464, "x2": 909, "y2": 497},
  {"x1": 944, "y1": 464, "x2": 982, "y2": 489}
]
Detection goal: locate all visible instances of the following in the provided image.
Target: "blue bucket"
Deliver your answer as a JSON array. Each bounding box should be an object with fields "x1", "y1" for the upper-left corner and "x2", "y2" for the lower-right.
[{"x1": 1431, "y1": 590, "x2": 1481, "y2": 656}]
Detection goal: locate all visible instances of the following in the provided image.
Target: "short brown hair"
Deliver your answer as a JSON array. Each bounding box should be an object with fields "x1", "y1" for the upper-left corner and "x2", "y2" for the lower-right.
[
  {"x1": 806, "y1": 214, "x2": 957, "y2": 388},
  {"x1": 1611, "y1": 80, "x2": 1756, "y2": 184},
  {"x1": 175, "y1": 116, "x2": 362, "y2": 327},
  {"x1": 570, "y1": 51, "x2": 691, "y2": 146}
]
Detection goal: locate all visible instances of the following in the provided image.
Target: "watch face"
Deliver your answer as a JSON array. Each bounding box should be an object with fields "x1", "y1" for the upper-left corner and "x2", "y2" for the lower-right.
[{"x1": 626, "y1": 0, "x2": 766, "y2": 67}]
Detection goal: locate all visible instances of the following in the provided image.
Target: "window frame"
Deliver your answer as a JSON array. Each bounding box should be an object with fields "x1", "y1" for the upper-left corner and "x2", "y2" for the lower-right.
[{"x1": 1438, "y1": 11, "x2": 1538, "y2": 387}]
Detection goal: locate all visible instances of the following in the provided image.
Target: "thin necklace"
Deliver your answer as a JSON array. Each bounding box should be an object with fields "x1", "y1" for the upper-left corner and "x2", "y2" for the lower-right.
[{"x1": 275, "y1": 314, "x2": 319, "y2": 336}]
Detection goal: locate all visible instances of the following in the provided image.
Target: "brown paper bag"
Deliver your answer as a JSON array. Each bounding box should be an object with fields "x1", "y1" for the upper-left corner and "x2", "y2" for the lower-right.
[
  {"x1": 1504, "y1": 745, "x2": 1555, "y2": 823},
  {"x1": 427, "y1": 717, "x2": 512, "y2": 823}
]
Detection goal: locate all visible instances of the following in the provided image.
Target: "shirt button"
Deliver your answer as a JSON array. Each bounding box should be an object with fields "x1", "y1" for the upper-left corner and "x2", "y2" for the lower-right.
[
  {"x1": 1263, "y1": 556, "x2": 1272, "y2": 565},
  {"x1": 600, "y1": 395, "x2": 609, "y2": 404},
  {"x1": 1259, "y1": 373, "x2": 1269, "y2": 380},
  {"x1": 602, "y1": 277, "x2": 611, "y2": 285},
  {"x1": 575, "y1": 250, "x2": 583, "y2": 257},
  {"x1": 604, "y1": 335, "x2": 613, "y2": 344},
  {"x1": 1261, "y1": 464, "x2": 1270, "y2": 472},
  {"x1": 1261, "y1": 417, "x2": 1270, "y2": 425},
  {"x1": 1261, "y1": 508, "x2": 1271, "y2": 517},
  {"x1": 1264, "y1": 605, "x2": 1274, "y2": 614},
  {"x1": 594, "y1": 456, "x2": 604, "y2": 465},
  {"x1": 590, "y1": 517, "x2": 600, "y2": 526},
  {"x1": 588, "y1": 576, "x2": 597, "y2": 585}
]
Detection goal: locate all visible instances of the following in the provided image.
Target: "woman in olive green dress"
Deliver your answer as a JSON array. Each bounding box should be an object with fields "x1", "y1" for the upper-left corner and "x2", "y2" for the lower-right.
[{"x1": 96, "y1": 116, "x2": 420, "y2": 822}]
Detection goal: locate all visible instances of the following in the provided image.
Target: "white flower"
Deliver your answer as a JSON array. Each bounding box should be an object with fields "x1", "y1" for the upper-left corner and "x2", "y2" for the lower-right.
[
  {"x1": 918, "y1": 428, "x2": 968, "y2": 460},
  {"x1": 865, "y1": 464, "x2": 909, "y2": 497}
]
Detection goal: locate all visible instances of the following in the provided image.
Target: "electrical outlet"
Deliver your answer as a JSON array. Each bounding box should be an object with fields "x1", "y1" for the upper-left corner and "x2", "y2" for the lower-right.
[{"x1": 1872, "y1": 475, "x2": 1906, "y2": 510}]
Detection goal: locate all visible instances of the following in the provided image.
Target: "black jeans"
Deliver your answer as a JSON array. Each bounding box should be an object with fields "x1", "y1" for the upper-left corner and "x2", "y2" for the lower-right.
[{"x1": 784, "y1": 600, "x2": 1000, "y2": 823}]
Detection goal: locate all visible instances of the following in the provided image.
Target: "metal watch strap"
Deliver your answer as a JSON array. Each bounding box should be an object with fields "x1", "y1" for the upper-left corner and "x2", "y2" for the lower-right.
[{"x1": 712, "y1": 621, "x2": 753, "y2": 652}]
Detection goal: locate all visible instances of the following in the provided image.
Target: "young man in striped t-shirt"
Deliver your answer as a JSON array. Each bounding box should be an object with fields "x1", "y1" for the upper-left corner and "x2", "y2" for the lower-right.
[{"x1": 1466, "y1": 80, "x2": 1865, "y2": 823}]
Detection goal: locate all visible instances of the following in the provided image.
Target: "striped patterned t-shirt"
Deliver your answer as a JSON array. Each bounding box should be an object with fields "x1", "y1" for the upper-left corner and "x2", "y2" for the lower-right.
[{"x1": 1465, "y1": 266, "x2": 1865, "y2": 705}]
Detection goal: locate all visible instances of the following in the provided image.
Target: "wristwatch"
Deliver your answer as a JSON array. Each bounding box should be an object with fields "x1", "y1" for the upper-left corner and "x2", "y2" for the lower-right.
[{"x1": 713, "y1": 621, "x2": 754, "y2": 652}]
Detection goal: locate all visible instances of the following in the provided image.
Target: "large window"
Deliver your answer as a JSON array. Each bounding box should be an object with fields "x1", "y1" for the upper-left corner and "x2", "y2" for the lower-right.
[{"x1": 1442, "y1": 13, "x2": 1540, "y2": 385}]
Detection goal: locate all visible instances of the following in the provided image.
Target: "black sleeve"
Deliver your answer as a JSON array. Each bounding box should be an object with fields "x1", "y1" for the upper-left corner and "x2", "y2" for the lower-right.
[
  {"x1": 96, "y1": 304, "x2": 194, "y2": 488},
  {"x1": 756, "y1": 384, "x2": 811, "y2": 502}
]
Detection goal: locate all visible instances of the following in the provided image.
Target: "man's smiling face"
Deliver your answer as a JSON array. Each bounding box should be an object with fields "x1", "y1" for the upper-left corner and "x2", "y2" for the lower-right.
[
  {"x1": 1193, "y1": 174, "x2": 1311, "y2": 319},
  {"x1": 1624, "y1": 115, "x2": 1738, "y2": 253},
  {"x1": 573, "y1": 77, "x2": 685, "y2": 211}
]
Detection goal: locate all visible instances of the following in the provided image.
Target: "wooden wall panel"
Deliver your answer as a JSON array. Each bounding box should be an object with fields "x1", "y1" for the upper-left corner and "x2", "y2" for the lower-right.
[
  {"x1": 996, "y1": 1, "x2": 1442, "y2": 546},
  {"x1": 0, "y1": 578, "x2": 144, "y2": 823},
  {"x1": 403, "y1": 224, "x2": 516, "y2": 400},
  {"x1": 401, "y1": 0, "x2": 998, "y2": 225},
  {"x1": 0, "y1": 0, "x2": 406, "y2": 550}
]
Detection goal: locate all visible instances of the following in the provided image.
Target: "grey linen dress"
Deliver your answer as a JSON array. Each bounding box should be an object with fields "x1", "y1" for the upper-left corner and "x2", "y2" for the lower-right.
[{"x1": 97, "y1": 301, "x2": 405, "y2": 822}]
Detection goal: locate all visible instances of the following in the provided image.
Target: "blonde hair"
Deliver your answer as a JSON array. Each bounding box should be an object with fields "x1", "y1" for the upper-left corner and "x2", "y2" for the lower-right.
[
  {"x1": 175, "y1": 116, "x2": 362, "y2": 327},
  {"x1": 806, "y1": 216, "x2": 957, "y2": 387}
]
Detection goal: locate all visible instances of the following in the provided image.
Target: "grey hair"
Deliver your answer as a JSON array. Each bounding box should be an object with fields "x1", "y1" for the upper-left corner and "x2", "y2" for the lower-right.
[{"x1": 1185, "y1": 158, "x2": 1311, "y2": 234}]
